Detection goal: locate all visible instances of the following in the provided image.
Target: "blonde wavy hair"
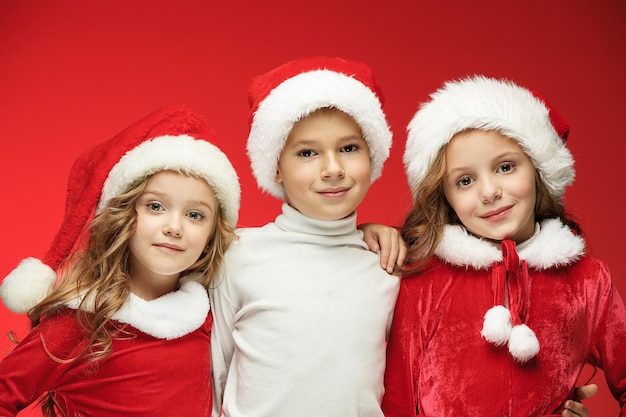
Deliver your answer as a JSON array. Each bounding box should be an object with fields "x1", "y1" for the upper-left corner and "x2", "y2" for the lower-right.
[
  {"x1": 401, "y1": 138, "x2": 580, "y2": 275},
  {"x1": 27, "y1": 172, "x2": 235, "y2": 416}
]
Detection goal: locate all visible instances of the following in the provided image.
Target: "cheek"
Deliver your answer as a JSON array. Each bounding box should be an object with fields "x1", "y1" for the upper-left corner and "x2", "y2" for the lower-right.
[
  {"x1": 513, "y1": 174, "x2": 536, "y2": 202},
  {"x1": 191, "y1": 223, "x2": 216, "y2": 248},
  {"x1": 444, "y1": 190, "x2": 467, "y2": 215},
  {"x1": 132, "y1": 215, "x2": 153, "y2": 237},
  {"x1": 127, "y1": 233, "x2": 141, "y2": 259},
  {"x1": 351, "y1": 158, "x2": 371, "y2": 182}
]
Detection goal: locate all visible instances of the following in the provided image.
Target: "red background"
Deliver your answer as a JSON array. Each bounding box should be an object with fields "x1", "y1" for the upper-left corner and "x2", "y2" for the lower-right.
[{"x1": 1, "y1": 1, "x2": 624, "y2": 415}]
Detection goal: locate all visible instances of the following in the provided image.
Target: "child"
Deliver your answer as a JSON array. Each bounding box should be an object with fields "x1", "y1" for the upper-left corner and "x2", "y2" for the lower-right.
[
  {"x1": 382, "y1": 76, "x2": 626, "y2": 416},
  {"x1": 209, "y1": 56, "x2": 401, "y2": 417},
  {"x1": 0, "y1": 104, "x2": 240, "y2": 417}
]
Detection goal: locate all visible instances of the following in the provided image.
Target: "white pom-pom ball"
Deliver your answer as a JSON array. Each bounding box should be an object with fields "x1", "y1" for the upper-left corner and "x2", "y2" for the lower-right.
[
  {"x1": 508, "y1": 324, "x2": 540, "y2": 363},
  {"x1": 0, "y1": 258, "x2": 56, "y2": 313},
  {"x1": 481, "y1": 305, "x2": 512, "y2": 345}
]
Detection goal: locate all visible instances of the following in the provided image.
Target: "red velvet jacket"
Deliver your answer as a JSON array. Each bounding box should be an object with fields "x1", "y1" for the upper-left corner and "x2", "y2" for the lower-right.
[
  {"x1": 382, "y1": 220, "x2": 626, "y2": 416},
  {"x1": 0, "y1": 279, "x2": 212, "y2": 416}
]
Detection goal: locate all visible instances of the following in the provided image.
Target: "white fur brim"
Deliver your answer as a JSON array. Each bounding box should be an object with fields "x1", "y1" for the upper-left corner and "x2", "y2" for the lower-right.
[
  {"x1": 65, "y1": 277, "x2": 210, "y2": 340},
  {"x1": 247, "y1": 69, "x2": 392, "y2": 199},
  {"x1": 98, "y1": 135, "x2": 240, "y2": 226},
  {"x1": 0, "y1": 258, "x2": 56, "y2": 313},
  {"x1": 404, "y1": 76, "x2": 574, "y2": 198}
]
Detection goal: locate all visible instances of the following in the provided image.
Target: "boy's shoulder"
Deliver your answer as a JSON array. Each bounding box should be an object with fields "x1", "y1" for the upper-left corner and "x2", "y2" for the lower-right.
[{"x1": 234, "y1": 223, "x2": 280, "y2": 240}]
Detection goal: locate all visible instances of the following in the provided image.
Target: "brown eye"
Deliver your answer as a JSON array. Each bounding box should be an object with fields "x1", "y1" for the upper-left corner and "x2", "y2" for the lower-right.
[
  {"x1": 341, "y1": 144, "x2": 359, "y2": 153},
  {"x1": 458, "y1": 177, "x2": 473, "y2": 187},
  {"x1": 498, "y1": 162, "x2": 515, "y2": 173},
  {"x1": 297, "y1": 149, "x2": 315, "y2": 158}
]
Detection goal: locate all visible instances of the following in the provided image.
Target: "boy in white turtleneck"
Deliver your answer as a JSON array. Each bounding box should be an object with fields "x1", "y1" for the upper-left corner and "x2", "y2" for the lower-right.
[{"x1": 209, "y1": 56, "x2": 401, "y2": 417}]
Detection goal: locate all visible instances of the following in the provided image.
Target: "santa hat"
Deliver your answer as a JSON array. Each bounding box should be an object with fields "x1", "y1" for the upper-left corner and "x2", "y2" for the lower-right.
[
  {"x1": 404, "y1": 75, "x2": 574, "y2": 199},
  {"x1": 246, "y1": 56, "x2": 393, "y2": 199},
  {"x1": 0, "y1": 104, "x2": 240, "y2": 313}
]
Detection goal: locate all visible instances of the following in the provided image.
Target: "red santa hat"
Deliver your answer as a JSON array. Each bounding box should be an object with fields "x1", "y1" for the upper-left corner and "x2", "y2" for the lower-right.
[
  {"x1": 404, "y1": 75, "x2": 574, "y2": 199},
  {"x1": 0, "y1": 104, "x2": 240, "y2": 313},
  {"x1": 246, "y1": 56, "x2": 393, "y2": 199}
]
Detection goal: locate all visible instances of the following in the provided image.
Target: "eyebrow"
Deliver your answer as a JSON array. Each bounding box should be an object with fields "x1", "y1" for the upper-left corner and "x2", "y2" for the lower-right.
[
  {"x1": 448, "y1": 149, "x2": 523, "y2": 168},
  {"x1": 494, "y1": 150, "x2": 524, "y2": 159},
  {"x1": 288, "y1": 135, "x2": 365, "y2": 146},
  {"x1": 141, "y1": 190, "x2": 215, "y2": 212}
]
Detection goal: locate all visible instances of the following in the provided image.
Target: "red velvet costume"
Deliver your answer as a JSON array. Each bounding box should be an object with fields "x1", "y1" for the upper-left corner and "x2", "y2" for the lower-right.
[
  {"x1": 382, "y1": 220, "x2": 626, "y2": 416},
  {"x1": 0, "y1": 280, "x2": 212, "y2": 417}
]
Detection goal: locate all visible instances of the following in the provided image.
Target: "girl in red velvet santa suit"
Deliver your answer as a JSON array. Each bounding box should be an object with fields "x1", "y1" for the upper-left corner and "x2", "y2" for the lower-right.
[
  {"x1": 0, "y1": 104, "x2": 240, "y2": 417},
  {"x1": 382, "y1": 76, "x2": 626, "y2": 416}
]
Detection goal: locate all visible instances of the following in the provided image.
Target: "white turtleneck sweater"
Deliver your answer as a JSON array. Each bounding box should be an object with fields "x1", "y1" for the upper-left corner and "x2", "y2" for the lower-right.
[{"x1": 209, "y1": 203, "x2": 400, "y2": 417}]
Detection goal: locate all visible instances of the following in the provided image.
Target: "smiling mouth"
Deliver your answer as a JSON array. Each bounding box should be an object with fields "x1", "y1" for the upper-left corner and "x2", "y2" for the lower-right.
[
  {"x1": 480, "y1": 206, "x2": 512, "y2": 221},
  {"x1": 318, "y1": 187, "x2": 349, "y2": 198},
  {"x1": 154, "y1": 243, "x2": 183, "y2": 251}
]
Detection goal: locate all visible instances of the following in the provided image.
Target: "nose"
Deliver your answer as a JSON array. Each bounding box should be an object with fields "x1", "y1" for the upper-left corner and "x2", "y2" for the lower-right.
[
  {"x1": 321, "y1": 153, "x2": 345, "y2": 179},
  {"x1": 480, "y1": 177, "x2": 502, "y2": 203},
  {"x1": 163, "y1": 215, "x2": 183, "y2": 238}
]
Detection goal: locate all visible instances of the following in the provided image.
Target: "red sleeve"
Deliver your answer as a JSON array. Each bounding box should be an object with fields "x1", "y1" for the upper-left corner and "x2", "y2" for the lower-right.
[
  {"x1": 382, "y1": 278, "x2": 421, "y2": 417},
  {"x1": 0, "y1": 311, "x2": 87, "y2": 416},
  {"x1": 585, "y1": 260, "x2": 626, "y2": 415}
]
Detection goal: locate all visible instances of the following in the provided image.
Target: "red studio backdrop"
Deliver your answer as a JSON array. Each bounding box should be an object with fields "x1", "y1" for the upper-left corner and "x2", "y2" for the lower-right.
[{"x1": 1, "y1": 1, "x2": 624, "y2": 415}]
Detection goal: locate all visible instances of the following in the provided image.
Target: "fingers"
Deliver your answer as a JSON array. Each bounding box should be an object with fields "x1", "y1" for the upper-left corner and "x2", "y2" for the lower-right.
[
  {"x1": 562, "y1": 400, "x2": 588, "y2": 417},
  {"x1": 360, "y1": 223, "x2": 381, "y2": 255},
  {"x1": 574, "y1": 384, "x2": 598, "y2": 401},
  {"x1": 396, "y1": 236, "x2": 408, "y2": 270},
  {"x1": 357, "y1": 223, "x2": 406, "y2": 274},
  {"x1": 562, "y1": 384, "x2": 598, "y2": 417},
  {"x1": 384, "y1": 232, "x2": 399, "y2": 274}
]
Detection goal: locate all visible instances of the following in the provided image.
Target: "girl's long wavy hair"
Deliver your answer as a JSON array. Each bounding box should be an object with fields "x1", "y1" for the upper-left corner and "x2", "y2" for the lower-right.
[
  {"x1": 26, "y1": 172, "x2": 236, "y2": 417},
  {"x1": 401, "y1": 138, "x2": 581, "y2": 275}
]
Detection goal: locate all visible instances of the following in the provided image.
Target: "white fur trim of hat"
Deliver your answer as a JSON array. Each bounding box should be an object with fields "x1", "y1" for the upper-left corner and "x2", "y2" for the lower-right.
[
  {"x1": 98, "y1": 134, "x2": 239, "y2": 226},
  {"x1": 404, "y1": 75, "x2": 574, "y2": 198}
]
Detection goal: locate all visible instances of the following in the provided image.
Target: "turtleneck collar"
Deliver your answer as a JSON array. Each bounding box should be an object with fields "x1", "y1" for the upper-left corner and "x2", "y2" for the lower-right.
[{"x1": 274, "y1": 203, "x2": 360, "y2": 237}]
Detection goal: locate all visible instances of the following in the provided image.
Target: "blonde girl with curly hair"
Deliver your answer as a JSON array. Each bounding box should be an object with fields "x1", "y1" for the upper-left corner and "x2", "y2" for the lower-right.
[{"x1": 0, "y1": 104, "x2": 240, "y2": 417}]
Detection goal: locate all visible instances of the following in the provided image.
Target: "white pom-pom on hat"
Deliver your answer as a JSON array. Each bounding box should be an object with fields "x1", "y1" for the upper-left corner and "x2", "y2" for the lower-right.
[{"x1": 0, "y1": 258, "x2": 56, "y2": 313}]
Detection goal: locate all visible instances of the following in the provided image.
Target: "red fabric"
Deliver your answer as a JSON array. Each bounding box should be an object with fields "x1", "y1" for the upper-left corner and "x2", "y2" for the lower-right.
[
  {"x1": 0, "y1": 308, "x2": 213, "y2": 416},
  {"x1": 246, "y1": 56, "x2": 386, "y2": 124},
  {"x1": 382, "y1": 255, "x2": 626, "y2": 416}
]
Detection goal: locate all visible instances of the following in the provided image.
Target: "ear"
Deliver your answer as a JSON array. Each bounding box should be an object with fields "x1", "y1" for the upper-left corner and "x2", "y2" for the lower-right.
[{"x1": 275, "y1": 168, "x2": 283, "y2": 184}]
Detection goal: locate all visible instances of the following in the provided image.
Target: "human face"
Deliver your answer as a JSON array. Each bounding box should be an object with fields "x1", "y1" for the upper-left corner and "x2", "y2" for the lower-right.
[
  {"x1": 276, "y1": 109, "x2": 371, "y2": 220},
  {"x1": 128, "y1": 170, "x2": 218, "y2": 299},
  {"x1": 442, "y1": 130, "x2": 537, "y2": 243}
]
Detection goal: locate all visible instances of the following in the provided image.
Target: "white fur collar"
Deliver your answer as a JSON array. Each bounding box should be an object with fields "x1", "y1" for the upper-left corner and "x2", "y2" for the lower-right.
[
  {"x1": 65, "y1": 276, "x2": 210, "y2": 340},
  {"x1": 434, "y1": 219, "x2": 585, "y2": 270}
]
